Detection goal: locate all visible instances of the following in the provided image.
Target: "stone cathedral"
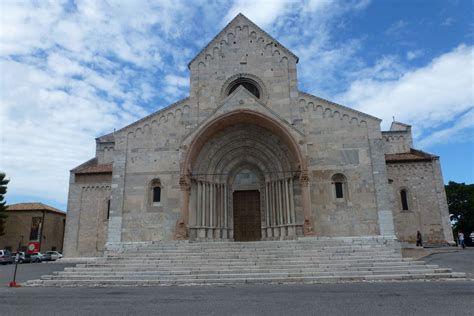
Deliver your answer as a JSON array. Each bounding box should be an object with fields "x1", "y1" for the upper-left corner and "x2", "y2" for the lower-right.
[{"x1": 64, "y1": 14, "x2": 453, "y2": 257}]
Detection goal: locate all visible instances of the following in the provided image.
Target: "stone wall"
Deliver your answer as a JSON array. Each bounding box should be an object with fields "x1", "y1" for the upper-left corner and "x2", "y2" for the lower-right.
[
  {"x1": 63, "y1": 172, "x2": 111, "y2": 257},
  {"x1": 0, "y1": 210, "x2": 65, "y2": 252},
  {"x1": 387, "y1": 160, "x2": 454, "y2": 245}
]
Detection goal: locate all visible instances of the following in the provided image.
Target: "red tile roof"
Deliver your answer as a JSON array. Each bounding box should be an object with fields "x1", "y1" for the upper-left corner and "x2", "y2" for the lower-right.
[
  {"x1": 72, "y1": 158, "x2": 112, "y2": 174},
  {"x1": 385, "y1": 148, "x2": 438, "y2": 163},
  {"x1": 6, "y1": 203, "x2": 66, "y2": 215}
]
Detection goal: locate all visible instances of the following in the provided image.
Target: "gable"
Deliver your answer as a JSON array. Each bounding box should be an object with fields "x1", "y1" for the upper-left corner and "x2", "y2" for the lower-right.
[
  {"x1": 182, "y1": 85, "x2": 304, "y2": 146},
  {"x1": 188, "y1": 13, "x2": 298, "y2": 70}
]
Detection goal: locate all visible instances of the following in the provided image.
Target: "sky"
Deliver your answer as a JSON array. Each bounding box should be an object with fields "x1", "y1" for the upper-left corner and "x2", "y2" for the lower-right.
[{"x1": 0, "y1": 0, "x2": 473, "y2": 211}]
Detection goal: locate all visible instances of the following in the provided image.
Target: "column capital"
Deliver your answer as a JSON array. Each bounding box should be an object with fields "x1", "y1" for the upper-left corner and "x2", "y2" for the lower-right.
[
  {"x1": 179, "y1": 173, "x2": 192, "y2": 191},
  {"x1": 299, "y1": 169, "x2": 310, "y2": 186}
]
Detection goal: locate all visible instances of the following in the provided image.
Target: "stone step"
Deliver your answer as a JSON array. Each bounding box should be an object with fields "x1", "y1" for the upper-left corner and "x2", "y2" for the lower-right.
[
  {"x1": 64, "y1": 262, "x2": 431, "y2": 273},
  {"x1": 107, "y1": 254, "x2": 401, "y2": 260},
  {"x1": 47, "y1": 269, "x2": 454, "y2": 281},
  {"x1": 29, "y1": 238, "x2": 464, "y2": 287},
  {"x1": 125, "y1": 245, "x2": 391, "y2": 252},
  {"x1": 109, "y1": 249, "x2": 398, "y2": 256},
  {"x1": 97, "y1": 256, "x2": 400, "y2": 264},
  {"x1": 80, "y1": 258, "x2": 418, "y2": 268},
  {"x1": 30, "y1": 272, "x2": 466, "y2": 287},
  {"x1": 55, "y1": 266, "x2": 449, "y2": 277}
]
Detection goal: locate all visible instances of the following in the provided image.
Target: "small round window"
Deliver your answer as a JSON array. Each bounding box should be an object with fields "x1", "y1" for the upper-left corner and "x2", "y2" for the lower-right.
[{"x1": 228, "y1": 79, "x2": 260, "y2": 98}]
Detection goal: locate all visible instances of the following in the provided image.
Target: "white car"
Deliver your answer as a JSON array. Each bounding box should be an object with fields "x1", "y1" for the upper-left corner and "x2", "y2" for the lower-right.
[{"x1": 45, "y1": 251, "x2": 63, "y2": 260}]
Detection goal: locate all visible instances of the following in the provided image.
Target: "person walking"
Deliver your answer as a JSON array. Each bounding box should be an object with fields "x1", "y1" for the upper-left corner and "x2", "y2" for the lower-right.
[
  {"x1": 458, "y1": 231, "x2": 465, "y2": 249},
  {"x1": 416, "y1": 230, "x2": 423, "y2": 247}
]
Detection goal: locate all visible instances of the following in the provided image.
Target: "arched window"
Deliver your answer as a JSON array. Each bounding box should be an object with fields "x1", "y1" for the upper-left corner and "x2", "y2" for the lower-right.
[
  {"x1": 331, "y1": 174, "x2": 347, "y2": 199},
  {"x1": 153, "y1": 187, "x2": 161, "y2": 203},
  {"x1": 228, "y1": 78, "x2": 261, "y2": 98},
  {"x1": 150, "y1": 179, "x2": 161, "y2": 205},
  {"x1": 400, "y1": 189, "x2": 409, "y2": 211}
]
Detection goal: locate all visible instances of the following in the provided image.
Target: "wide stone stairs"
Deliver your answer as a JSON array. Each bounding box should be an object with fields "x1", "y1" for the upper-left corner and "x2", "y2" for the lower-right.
[{"x1": 28, "y1": 237, "x2": 466, "y2": 286}]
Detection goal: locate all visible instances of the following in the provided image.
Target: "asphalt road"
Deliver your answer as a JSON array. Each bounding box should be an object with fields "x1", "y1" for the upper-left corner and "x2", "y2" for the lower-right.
[
  {"x1": 0, "y1": 249, "x2": 472, "y2": 315},
  {"x1": 423, "y1": 248, "x2": 474, "y2": 278},
  {"x1": 0, "y1": 282, "x2": 473, "y2": 315},
  {"x1": 0, "y1": 262, "x2": 75, "y2": 286}
]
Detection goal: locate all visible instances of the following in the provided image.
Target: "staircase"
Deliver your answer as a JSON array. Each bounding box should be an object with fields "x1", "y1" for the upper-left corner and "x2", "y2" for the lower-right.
[{"x1": 27, "y1": 237, "x2": 465, "y2": 287}]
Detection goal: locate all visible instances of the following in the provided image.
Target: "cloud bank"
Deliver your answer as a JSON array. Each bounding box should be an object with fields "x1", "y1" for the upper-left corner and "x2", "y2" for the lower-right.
[{"x1": 0, "y1": 0, "x2": 472, "y2": 208}]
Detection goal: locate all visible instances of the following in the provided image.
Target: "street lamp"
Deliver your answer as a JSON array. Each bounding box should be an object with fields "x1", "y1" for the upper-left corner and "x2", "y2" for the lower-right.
[{"x1": 9, "y1": 235, "x2": 24, "y2": 287}]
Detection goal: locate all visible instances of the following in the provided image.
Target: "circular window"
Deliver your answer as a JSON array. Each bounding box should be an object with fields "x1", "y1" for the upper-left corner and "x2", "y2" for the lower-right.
[{"x1": 228, "y1": 79, "x2": 260, "y2": 98}]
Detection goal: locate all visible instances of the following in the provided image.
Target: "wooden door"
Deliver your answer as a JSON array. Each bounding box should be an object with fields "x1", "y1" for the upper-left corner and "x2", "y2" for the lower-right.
[{"x1": 233, "y1": 190, "x2": 261, "y2": 241}]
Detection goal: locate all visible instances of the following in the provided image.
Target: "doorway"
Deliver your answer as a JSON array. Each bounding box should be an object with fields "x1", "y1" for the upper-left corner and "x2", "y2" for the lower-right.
[{"x1": 233, "y1": 190, "x2": 261, "y2": 241}]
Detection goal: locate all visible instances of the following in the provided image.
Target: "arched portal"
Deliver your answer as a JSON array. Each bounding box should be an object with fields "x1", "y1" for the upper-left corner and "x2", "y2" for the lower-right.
[{"x1": 178, "y1": 110, "x2": 312, "y2": 241}]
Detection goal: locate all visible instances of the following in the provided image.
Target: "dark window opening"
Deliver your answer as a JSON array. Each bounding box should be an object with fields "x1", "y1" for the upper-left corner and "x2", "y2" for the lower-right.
[
  {"x1": 29, "y1": 217, "x2": 42, "y2": 241},
  {"x1": 153, "y1": 187, "x2": 161, "y2": 203},
  {"x1": 401, "y1": 190, "x2": 409, "y2": 210},
  {"x1": 228, "y1": 80, "x2": 260, "y2": 98},
  {"x1": 106, "y1": 199, "x2": 111, "y2": 220},
  {"x1": 335, "y1": 182, "x2": 344, "y2": 198}
]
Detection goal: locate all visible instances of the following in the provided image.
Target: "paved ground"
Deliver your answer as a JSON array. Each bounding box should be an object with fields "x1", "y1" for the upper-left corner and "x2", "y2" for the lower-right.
[
  {"x1": 423, "y1": 248, "x2": 474, "y2": 278},
  {"x1": 0, "y1": 262, "x2": 75, "y2": 286},
  {"x1": 0, "y1": 249, "x2": 472, "y2": 315},
  {"x1": 0, "y1": 281, "x2": 473, "y2": 315}
]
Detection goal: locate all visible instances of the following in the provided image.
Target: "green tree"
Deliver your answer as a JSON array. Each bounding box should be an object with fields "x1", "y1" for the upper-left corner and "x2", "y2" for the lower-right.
[
  {"x1": 0, "y1": 172, "x2": 9, "y2": 236},
  {"x1": 445, "y1": 181, "x2": 474, "y2": 239}
]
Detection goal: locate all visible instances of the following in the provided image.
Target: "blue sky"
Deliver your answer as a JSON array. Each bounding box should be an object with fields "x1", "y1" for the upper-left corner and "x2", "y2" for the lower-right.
[{"x1": 0, "y1": 0, "x2": 473, "y2": 211}]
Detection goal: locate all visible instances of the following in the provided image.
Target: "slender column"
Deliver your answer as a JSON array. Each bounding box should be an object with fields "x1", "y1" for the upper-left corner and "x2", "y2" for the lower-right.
[
  {"x1": 175, "y1": 174, "x2": 191, "y2": 239},
  {"x1": 300, "y1": 170, "x2": 315, "y2": 235},
  {"x1": 277, "y1": 180, "x2": 283, "y2": 225},
  {"x1": 224, "y1": 184, "x2": 228, "y2": 228},
  {"x1": 271, "y1": 181, "x2": 277, "y2": 226},
  {"x1": 204, "y1": 183, "x2": 208, "y2": 226},
  {"x1": 197, "y1": 181, "x2": 202, "y2": 226},
  {"x1": 285, "y1": 178, "x2": 291, "y2": 224},
  {"x1": 289, "y1": 178, "x2": 295, "y2": 224},
  {"x1": 264, "y1": 183, "x2": 268, "y2": 227},
  {"x1": 210, "y1": 183, "x2": 214, "y2": 227}
]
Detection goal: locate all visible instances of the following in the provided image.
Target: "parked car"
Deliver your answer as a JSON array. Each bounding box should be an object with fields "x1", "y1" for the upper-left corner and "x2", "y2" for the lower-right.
[
  {"x1": 30, "y1": 252, "x2": 44, "y2": 263},
  {"x1": 45, "y1": 251, "x2": 62, "y2": 260},
  {"x1": 39, "y1": 252, "x2": 56, "y2": 262},
  {"x1": 0, "y1": 249, "x2": 14, "y2": 265},
  {"x1": 13, "y1": 252, "x2": 32, "y2": 264}
]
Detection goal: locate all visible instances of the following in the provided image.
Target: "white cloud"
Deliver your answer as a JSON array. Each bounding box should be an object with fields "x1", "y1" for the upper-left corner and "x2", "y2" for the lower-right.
[
  {"x1": 338, "y1": 45, "x2": 474, "y2": 145},
  {"x1": 0, "y1": 0, "x2": 197, "y2": 207},
  {"x1": 406, "y1": 49, "x2": 424, "y2": 61},
  {"x1": 222, "y1": 0, "x2": 289, "y2": 28},
  {"x1": 418, "y1": 109, "x2": 474, "y2": 148}
]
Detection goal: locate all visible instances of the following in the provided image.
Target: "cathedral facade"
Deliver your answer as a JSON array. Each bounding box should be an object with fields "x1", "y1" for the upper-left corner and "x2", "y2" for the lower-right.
[{"x1": 63, "y1": 14, "x2": 453, "y2": 257}]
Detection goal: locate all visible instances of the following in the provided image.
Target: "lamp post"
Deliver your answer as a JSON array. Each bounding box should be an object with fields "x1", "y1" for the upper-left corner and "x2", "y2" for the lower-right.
[{"x1": 9, "y1": 235, "x2": 23, "y2": 287}]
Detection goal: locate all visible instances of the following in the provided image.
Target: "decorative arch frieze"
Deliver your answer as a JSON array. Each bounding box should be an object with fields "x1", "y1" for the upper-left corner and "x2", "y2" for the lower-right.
[
  {"x1": 297, "y1": 93, "x2": 378, "y2": 127},
  {"x1": 125, "y1": 101, "x2": 191, "y2": 139}
]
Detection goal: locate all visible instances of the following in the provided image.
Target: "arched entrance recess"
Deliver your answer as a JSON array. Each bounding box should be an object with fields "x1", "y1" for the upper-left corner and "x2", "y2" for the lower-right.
[{"x1": 176, "y1": 110, "x2": 313, "y2": 240}]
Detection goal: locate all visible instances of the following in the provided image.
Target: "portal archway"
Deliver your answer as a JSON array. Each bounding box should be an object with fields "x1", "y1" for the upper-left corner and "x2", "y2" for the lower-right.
[{"x1": 177, "y1": 110, "x2": 312, "y2": 240}]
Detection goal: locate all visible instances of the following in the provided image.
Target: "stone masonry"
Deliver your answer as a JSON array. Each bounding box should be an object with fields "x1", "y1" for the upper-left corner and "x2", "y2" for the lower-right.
[{"x1": 63, "y1": 14, "x2": 454, "y2": 257}]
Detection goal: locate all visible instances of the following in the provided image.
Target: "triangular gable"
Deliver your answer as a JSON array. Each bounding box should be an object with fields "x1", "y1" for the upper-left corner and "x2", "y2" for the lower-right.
[
  {"x1": 182, "y1": 85, "x2": 304, "y2": 144},
  {"x1": 188, "y1": 13, "x2": 298, "y2": 69}
]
